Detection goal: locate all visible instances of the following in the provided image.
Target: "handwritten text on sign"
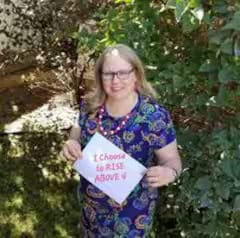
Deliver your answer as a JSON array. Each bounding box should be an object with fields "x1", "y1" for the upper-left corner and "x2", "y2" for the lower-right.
[
  {"x1": 73, "y1": 132, "x2": 147, "y2": 204},
  {"x1": 94, "y1": 152, "x2": 126, "y2": 183}
]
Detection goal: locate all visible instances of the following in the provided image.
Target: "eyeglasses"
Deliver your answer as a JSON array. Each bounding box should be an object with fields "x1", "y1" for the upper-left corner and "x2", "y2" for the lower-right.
[{"x1": 101, "y1": 68, "x2": 134, "y2": 82}]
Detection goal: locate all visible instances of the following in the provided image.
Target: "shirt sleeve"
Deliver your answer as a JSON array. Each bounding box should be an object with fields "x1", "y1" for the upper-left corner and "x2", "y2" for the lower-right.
[{"x1": 148, "y1": 105, "x2": 176, "y2": 150}]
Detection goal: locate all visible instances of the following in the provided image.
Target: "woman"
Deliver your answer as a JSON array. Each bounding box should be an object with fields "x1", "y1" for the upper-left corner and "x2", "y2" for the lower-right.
[{"x1": 61, "y1": 44, "x2": 182, "y2": 237}]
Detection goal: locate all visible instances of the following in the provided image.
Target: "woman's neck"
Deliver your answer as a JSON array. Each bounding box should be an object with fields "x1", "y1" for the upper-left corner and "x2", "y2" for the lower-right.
[{"x1": 105, "y1": 92, "x2": 138, "y2": 118}]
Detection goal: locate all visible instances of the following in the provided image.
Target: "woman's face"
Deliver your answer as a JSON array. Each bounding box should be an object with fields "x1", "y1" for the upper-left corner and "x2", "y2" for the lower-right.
[{"x1": 101, "y1": 53, "x2": 137, "y2": 101}]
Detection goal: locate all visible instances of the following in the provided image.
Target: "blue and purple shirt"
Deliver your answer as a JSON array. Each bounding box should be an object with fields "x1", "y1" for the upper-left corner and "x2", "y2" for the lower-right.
[{"x1": 77, "y1": 94, "x2": 176, "y2": 237}]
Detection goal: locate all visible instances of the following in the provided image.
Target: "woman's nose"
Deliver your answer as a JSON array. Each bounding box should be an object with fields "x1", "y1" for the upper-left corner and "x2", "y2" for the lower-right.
[{"x1": 112, "y1": 73, "x2": 120, "y2": 82}]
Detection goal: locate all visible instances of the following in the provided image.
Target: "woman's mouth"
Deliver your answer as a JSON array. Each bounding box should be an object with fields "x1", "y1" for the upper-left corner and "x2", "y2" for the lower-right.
[{"x1": 111, "y1": 87, "x2": 122, "y2": 92}]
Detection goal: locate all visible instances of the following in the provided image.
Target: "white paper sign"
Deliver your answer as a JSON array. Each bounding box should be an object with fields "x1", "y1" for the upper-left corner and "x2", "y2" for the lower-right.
[{"x1": 73, "y1": 132, "x2": 147, "y2": 204}]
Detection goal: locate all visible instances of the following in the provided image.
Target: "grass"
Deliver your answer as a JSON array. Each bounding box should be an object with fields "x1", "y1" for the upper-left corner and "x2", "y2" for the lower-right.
[{"x1": 0, "y1": 126, "x2": 80, "y2": 238}]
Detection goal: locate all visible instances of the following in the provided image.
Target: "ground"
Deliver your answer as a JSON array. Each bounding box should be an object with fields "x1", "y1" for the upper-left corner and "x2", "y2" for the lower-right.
[{"x1": 0, "y1": 68, "x2": 77, "y2": 133}]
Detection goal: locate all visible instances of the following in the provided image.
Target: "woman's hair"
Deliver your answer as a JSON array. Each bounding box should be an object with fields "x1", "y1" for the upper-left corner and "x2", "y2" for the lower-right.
[{"x1": 84, "y1": 44, "x2": 156, "y2": 115}]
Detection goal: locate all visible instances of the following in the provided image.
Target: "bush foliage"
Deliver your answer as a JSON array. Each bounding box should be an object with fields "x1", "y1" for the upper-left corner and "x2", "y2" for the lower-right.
[{"x1": 73, "y1": 0, "x2": 240, "y2": 237}]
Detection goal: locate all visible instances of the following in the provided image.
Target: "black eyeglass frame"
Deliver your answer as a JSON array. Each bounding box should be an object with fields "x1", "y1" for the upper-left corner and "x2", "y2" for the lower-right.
[{"x1": 101, "y1": 68, "x2": 135, "y2": 81}]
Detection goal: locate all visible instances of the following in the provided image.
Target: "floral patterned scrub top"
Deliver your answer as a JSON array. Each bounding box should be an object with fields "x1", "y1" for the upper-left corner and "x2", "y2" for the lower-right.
[{"x1": 77, "y1": 94, "x2": 176, "y2": 238}]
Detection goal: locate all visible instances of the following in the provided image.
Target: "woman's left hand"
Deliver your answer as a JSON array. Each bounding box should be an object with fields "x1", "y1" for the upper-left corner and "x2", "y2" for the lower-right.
[{"x1": 146, "y1": 166, "x2": 176, "y2": 188}]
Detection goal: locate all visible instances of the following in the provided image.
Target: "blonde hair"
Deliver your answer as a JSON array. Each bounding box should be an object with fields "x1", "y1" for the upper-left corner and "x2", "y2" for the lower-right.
[{"x1": 84, "y1": 44, "x2": 156, "y2": 115}]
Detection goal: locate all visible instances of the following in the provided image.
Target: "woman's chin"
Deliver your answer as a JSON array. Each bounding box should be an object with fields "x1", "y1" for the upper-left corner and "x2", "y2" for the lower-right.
[
  {"x1": 107, "y1": 90, "x2": 137, "y2": 100},
  {"x1": 107, "y1": 92, "x2": 125, "y2": 100}
]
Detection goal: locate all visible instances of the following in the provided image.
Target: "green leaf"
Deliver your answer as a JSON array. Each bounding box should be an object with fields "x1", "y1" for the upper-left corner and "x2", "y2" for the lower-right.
[
  {"x1": 194, "y1": 176, "x2": 211, "y2": 191},
  {"x1": 233, "y1": 195, "x2": 240, "y2": 211},
  {"x1": 182, "y1": 14, "x2": 199, "y2": 33},
  {"x1": 214, "y1": 1, "x2": 230, "y2": 14},
  {"x1": 199, "y1": 61, "x2": 217, "y2": 73},
  {"x1": 222, "y1": 11, "x2": 240, "y2": 31},
  {"x1": 232, "y1": 211, "x2": 240, "y2": 226},
  {"x1": 218, "y1": 66, "x2": 233, "y2": 83},
  {"x1": 199, "y1": 193, "x2": 213, "y2": 208},
  {"x1": 218, "y1": 65, "x2": 238, "y2": 84},
  {"x1": 220, "y1": 159, "x2": 235, "y2": 178},
  {"x1": 175, "y1": 0, "x2": 189, "y2": 22},
  {"x1": 173, "y1": 74, "x2": 184, "y2": 91},
  {"x1": 166, "y1": 0, "x2": 176, "y2": 8},
  {"x1": 220, "y1": 38, "x2": 233, "y2": 55},
  {"x1": 216, "y1": 84, "x2": 228, "y2": 105},
  {"x1": 114, "y1": 0, "x2": 134, "y2": 4},
  {"x1": 216, "y1": 183, "x2": 230, "y2": 200},
  {"x1": 209, "y1": 30, "x2": 229, "y2": 45},
  {"x1": 191, "y1": 7, "x2": 204, "y2": 22}
]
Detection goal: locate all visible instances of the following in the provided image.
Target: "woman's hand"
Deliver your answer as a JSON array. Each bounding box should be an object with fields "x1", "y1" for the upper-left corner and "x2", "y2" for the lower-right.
[
  {"x1": 146, "y1": 166, "x2": 176, "y2": 188},
  {"x1": 60, "y1": 139, "x2": 82, "y2": 161}
]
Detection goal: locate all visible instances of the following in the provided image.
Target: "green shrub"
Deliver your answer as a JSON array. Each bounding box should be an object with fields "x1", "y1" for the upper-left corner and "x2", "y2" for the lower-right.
[{"x1": 73, "y1": 0, "x2": 240, "y2": 237}]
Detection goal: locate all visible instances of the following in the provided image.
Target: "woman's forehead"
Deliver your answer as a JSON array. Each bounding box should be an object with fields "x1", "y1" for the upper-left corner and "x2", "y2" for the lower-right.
[{"x1": 103, "y1": 54, "x2": 132, "y2": 69}]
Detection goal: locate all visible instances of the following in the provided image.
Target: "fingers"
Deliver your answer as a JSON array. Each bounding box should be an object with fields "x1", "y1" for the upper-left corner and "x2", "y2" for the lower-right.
[
  {"x1": 62, "y1": 145, "x2": 77, "y2": 161},
  {"x1": 146, "y1": 176, "x2": 159, "y2": 184},
  {"x1": 147, "y1": 166, "x2": 161, "y2": 177},
  {"x1": 60, "y1": 139, "x2": 82, "y2": 161},
  {"x1": 148, "y1": 182, "x2": 161, "y2": 188},
  {"x1": 147, "y1": 179, "x2": 167, "y2": 188},
  {"x1": 146, "y1": 167, "x2": 160, "y2": 188},
  {"x1": 146, "y1": 166, "x2": 171, "y2": 188},
  {"x1": 146, "y1": 174, "x2": 161, "y2": 188},
  {"x1": 66, "y1": 140, "x2": 82, "y2": 159}
]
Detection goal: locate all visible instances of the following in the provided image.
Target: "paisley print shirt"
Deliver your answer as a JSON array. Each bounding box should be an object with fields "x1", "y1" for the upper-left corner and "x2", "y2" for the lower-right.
[{"x1": 77, "y1": 94, "x2": 176, "y2": 238}]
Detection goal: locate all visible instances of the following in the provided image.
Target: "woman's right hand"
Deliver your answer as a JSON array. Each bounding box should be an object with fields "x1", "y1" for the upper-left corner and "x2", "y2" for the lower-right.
[{"x1": 60, "y1": 139, "x2": 82, "y2": 161}]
